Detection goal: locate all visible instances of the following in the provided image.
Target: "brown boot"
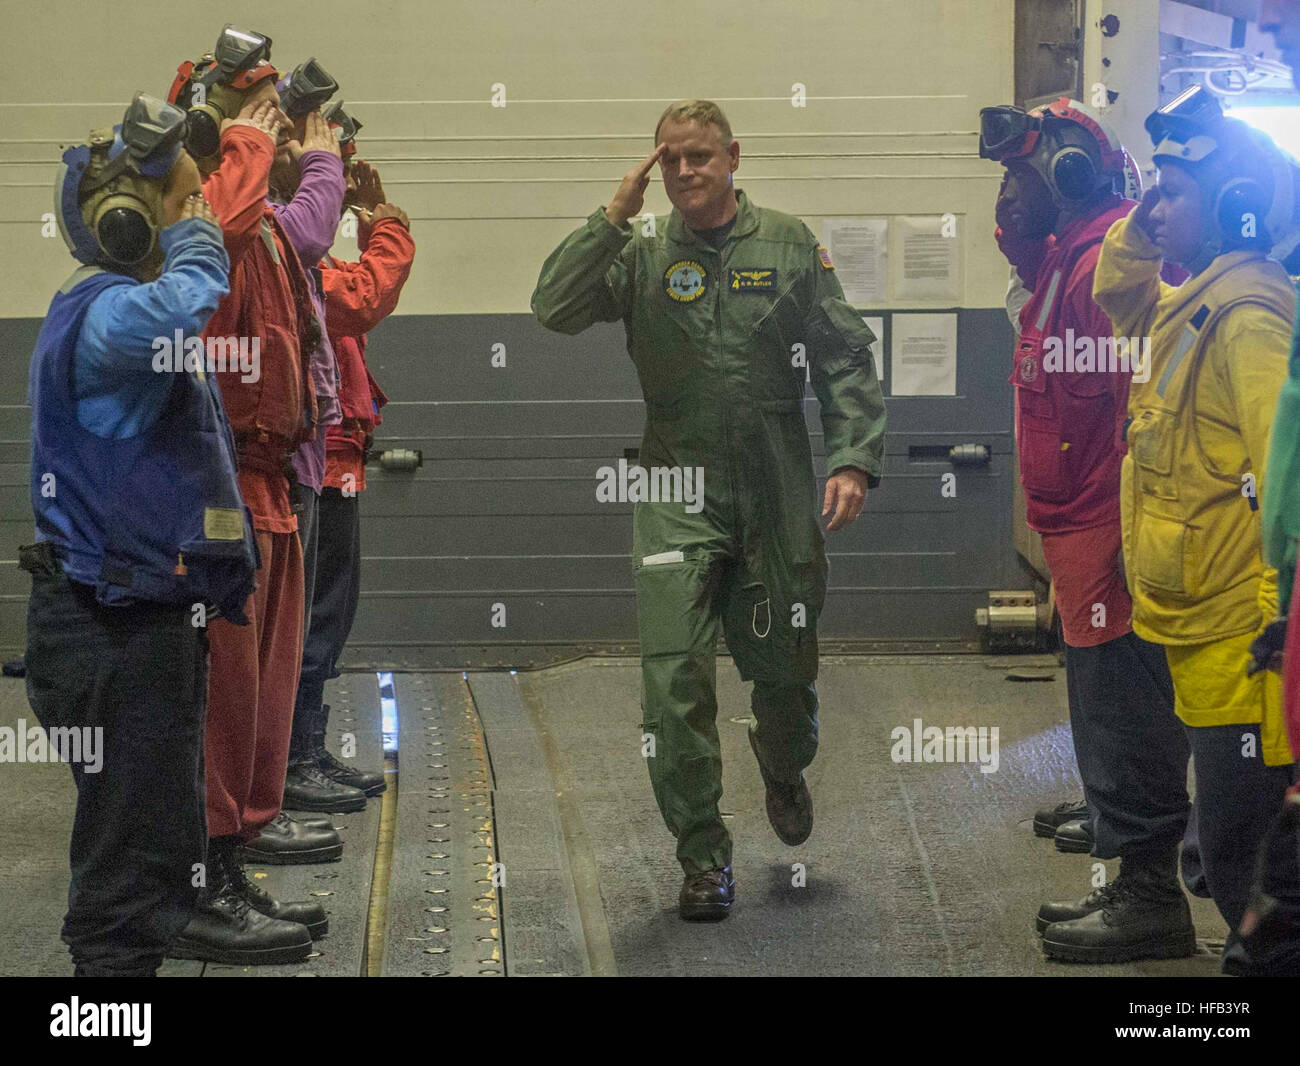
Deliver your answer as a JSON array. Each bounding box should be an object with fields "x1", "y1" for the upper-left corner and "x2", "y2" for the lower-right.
[
  {"x1": 749, "y1": 729, "x2": 813, "y2": 845},
  {"x1": 679, "y1": 866, "x2": 735, "y2": 921}
]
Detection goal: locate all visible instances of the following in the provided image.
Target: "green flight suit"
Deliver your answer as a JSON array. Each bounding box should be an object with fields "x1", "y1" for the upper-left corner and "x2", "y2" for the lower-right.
[{"x1": 532, "y1": 189, "x2": 886, "y2": 873}]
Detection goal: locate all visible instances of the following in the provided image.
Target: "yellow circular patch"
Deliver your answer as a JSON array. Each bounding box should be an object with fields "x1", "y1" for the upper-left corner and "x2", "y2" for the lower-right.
[{"x1": 664, "y1": 260, "x2": 707, "y2": 302}]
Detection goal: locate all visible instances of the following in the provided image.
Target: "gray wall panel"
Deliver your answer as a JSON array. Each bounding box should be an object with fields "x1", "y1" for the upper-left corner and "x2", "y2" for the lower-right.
[{"x1": 0, "y1": 310, "x2": 1028, "y2": 663}]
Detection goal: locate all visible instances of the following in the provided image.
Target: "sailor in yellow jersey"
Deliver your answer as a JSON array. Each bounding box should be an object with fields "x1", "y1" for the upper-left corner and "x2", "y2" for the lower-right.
[{"x1": 1092, "y1": 85, "x2": 1300, "y2": 972}]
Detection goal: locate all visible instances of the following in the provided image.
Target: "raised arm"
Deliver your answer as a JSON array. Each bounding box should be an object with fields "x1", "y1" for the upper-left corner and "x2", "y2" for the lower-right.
[
  {"x1": 1092, "y1": 190, "x2": 1172, "y2": 339},
  {"x1": 321, "y1": 211, "x2": 416, "y2": 336},
  {"x1": 531, "y1": 146, "x2": 662, "y2": 333},
  {"x1": 199, "y1": 103, "x2": 280, "y2": 265},
  {"x1": 273, "y1": 112, "x2": 346, "y2": 265},
  {"x1": 78, "y1": 212, "x2": 230, "y2": 381}
]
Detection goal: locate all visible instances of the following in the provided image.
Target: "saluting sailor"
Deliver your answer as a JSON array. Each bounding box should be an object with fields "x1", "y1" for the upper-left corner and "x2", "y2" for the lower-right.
[{"x1": 533, "y1": 99, "x2": 885, "y2": 919}]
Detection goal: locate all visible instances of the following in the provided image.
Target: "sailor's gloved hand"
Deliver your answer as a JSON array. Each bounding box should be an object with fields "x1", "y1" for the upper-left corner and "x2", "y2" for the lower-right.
[{"x1": 1247, "y1": 616, "x2": 1288, "y2": 677}]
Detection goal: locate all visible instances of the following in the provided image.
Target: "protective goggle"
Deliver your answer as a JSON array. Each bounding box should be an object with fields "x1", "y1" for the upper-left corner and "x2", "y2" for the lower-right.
[
  {"x1": 279, "y1": 58, "x2": 339, "y2": 119},
  {"x1": 1144, "y1": 85, "x2": 1223, "y2": 148},
  {"x1": 979, "y1": 105, "x2": 1040, "y2": 161},
  {"x1": 322, "y1": 100, "x2": 362, "y2": 151},
  {"x1": 83, "y1": 92, "x2": 187, "y2": 192},
  {"x1": 209, "y1": 24, "x2": 273, "y2": 86}
]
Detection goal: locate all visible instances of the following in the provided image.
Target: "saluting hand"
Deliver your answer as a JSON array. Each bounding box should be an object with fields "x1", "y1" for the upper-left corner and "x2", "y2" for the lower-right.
[
  {"x1": 606, "y1": 144, "x2": 665, "y2": 227},
  {"x1": 1131, "y1": 186, "x2": 1161, "y2": 243},
  {"x1": 299, "y1": 110, "x2": 342, "y2": 158},
  {"x1": 223, "y1": 98, "x2": 289, "y2": 143},
  {"x1": 994, "y1": 172, "x2": 1015, "y2": 233},
  {"x1": 179, "y1": 192, "x2": 219, "y2": 226},
  {"x1": 353, "y1": 160, "x2": 387, "y2": 212}
]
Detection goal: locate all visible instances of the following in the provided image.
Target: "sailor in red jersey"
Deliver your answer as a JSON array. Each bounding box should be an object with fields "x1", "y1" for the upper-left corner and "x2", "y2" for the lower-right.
[
  {"x1": 164, "y1": 25, "x2": 328, "y2": 965},
  {"x1": 980, "y1": 97, "x2": 1194, "y2": 964},
  {"x1": 293, "y1": 108, "x2": 415, "y2": 801}
]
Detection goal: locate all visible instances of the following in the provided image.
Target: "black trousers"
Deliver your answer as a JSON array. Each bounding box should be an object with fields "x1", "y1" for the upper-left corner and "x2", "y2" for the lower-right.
[
  {"x1": 1066, "y1": 631, "x2": 1191, "y2": 860},
  {"x1": 24, "y1": 570, "x2": 208, "y2": 977},
  {"x1": 290, "y1": 480, "x2": 321, "y2": 636},
  {"x1": 1181, "y1": 723, "x2": 1297, "y2": 934},
  {"x1": 291, "y1": 487, "x2": 362, "y2": 758}
]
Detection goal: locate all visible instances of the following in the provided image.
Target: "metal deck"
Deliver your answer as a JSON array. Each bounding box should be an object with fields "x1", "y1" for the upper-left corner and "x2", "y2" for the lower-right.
[{"x1": 0, "y1": 654, "x2": 1227, "y2": 977}]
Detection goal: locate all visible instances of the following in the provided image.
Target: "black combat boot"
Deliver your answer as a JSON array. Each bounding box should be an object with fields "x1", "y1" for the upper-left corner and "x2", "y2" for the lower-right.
[
  {"x1": 679, "y1": 865, "x2": 735, "y2": 921},
  {"x1": 1053, "y1": 817, "x2": 1094, "y2": 854},
  {"x1": 1041, "y1": 849, "x2": 1196, "y2": 963},
  {"x1": 1036, "y1": 882, "x2": 1118, "y2": 934},
  {"x1": 1223, "y1": 797, "x2": 1300, "y2": 976},
  {"x1": 283, "y1": 757, "x2": 367, "y2": 813},
  {"x1": 313, "y1": 704, "x2": 387, "y2": 797},
  {"x1": 243, "y1": 811, "x2": 344, "y2": 865},
  {"x1": 1033, "y1": 798, "x2": 1089, "y2": 838},
  {"x1": 168, "y1": 837, "x2": 313, "y2": 965},
  {"x1": 222, "y1": 843, "x2": 329, "y2": 939}
]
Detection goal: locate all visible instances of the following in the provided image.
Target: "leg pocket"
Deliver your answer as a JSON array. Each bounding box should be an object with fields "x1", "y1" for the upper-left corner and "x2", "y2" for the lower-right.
[{"x1": 633, "y1": 556, "x2": 718, "y2": 659}]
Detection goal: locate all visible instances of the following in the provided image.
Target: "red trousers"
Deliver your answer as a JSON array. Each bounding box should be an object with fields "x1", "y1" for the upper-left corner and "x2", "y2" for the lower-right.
[{"x1": 204, "y1": 527, "x2": 305, "y2": 839}]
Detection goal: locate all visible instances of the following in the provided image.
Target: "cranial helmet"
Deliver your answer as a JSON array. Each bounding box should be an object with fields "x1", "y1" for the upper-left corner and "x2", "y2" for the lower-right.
[
  {"x1": 1147, "y1": 85, "x2": 1300, "y2": 274},
  {"x1": 980, "y1": 97, "x2": 1142, "y2": 207},
  {"x1": 167, "y1": 24, "x2": 278, "y2": 159},
  {"x1": 55, "y1": 92, "x2": 187, "y2": 271}
]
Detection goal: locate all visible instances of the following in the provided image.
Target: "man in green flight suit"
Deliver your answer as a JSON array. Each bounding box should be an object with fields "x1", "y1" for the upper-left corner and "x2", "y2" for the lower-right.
[{"x1": 532, "y1": 100, "x2": 886, "y2": 920}]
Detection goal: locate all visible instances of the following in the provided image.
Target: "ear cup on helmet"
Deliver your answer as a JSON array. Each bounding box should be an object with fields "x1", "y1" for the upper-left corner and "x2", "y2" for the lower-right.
[
  {"x1": 1216, "y1": 178, "x2": 1271, "y2": 246},
  {"x1": 1050, "y1": 146, "x2": 1099, "y2": 200},
  {"x1": 91, "y1": 192, "x2": 157, "y2": 265},
  {"x1": 173, "y1": 70, "x2": 237, "y2": 160},
  {"x1": 184, "y1": 106, "x2": 223, "y2": 159}
]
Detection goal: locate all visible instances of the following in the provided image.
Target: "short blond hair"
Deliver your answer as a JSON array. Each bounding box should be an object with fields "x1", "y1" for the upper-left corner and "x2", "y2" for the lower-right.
[{"x1": 654, "y1": 100, "x2": 734, "y2": 145}]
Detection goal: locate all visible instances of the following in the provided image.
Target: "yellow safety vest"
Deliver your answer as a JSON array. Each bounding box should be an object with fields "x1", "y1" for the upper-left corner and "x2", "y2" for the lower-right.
[{"x1": 1123, "y1": 253, "x2": 1294, "y2": 645}]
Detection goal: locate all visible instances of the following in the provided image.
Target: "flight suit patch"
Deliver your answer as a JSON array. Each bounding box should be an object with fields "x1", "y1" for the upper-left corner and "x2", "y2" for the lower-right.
[
  {"x1": 817, "y1": 246, "x2": 834, "y2": 270},
  {"x1": 729, "y1": 268, "x2": 779, "y2": 292},
  {"x1": 665, "y1": 260, "x2": 707, "y2": 302}
]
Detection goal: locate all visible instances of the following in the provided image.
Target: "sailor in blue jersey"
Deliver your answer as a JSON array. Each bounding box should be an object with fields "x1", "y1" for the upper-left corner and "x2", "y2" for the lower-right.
[{"x1": 21, "y1": 93, "x2": 265, "y2": 976}]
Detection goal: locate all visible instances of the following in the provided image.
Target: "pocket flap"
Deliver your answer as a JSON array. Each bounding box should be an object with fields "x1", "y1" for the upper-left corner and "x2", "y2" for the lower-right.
[{"x1": 816, "y1": 297, "x2": 876, "y2": 352}]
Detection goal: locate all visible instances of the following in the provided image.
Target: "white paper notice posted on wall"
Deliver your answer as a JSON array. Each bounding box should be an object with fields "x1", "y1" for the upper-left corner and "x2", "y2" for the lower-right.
[
  {"x1": 821, "y1": 218, "x2": 887, "y2": 306},
  {"x1": 892, "y1": 215, "x2": 962, "y2": 303},
  {"x1": 890, "y1": 313, "x2": 957, "y2": 396}
]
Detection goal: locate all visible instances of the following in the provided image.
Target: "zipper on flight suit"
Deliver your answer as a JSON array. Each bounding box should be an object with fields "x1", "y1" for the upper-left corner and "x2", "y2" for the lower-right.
[{"x1": 711, "y1": 236, "x2": 740, "y2": 537}]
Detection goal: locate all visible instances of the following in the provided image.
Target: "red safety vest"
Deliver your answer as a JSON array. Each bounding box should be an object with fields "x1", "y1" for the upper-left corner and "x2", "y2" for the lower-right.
[{"x1": 1009, "y1": 200, "x2": 1134, "y2": 533}]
